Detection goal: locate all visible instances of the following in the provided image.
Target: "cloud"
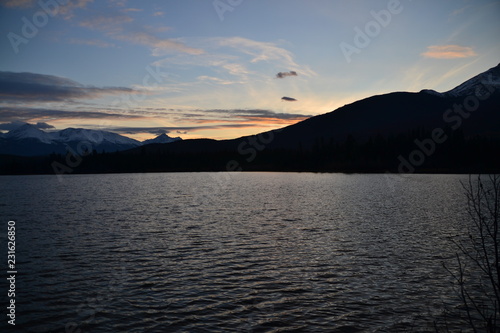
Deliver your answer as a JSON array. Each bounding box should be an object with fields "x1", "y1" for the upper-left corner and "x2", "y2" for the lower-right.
[
  {"x1": 117, "y1": 33, "x2": 204, "y2": 56},
  {"x1": 202, "y1": 109, "x2": 308, "y2": 121},
  {"x1": 276, "y1": 71, "x2": 298, "y2": 79},
  {"x1": 106, "y1": 124, "x2": 262, "y2": 135},
  {"x1": 106, "y1": 126, "x2": 174, "y2": 135},
  {"x1": 122, "y1": 7, "x2": 142, "y2": 12},
  {"x1": 0, "y1": 72, "x2": 140, "y2": 102},
  {"x1": 144, "y1": 25, "x2": 171, "y2": 33},
  {"x1": 2, "y1": 0, "x2": 35, "y2": 8},
  {"x1": 213, "y1": 37, "x2": 316, "y2": 77},
  {"x1": 197, "y1": 76, "x2": 237, "y2": 85},
  {"x1": 108, "y1": 0, "x2": 127, "y2": 7},
  {"x1": 68, "y1": 38, "x2": 115, "y2": 48},
  {"x1": 153, "y1": 52, "x2": 249, "y2": 83},
  {"x1": 168, "y1": 108, "x2": 310, "y2": 128},
  {"x1": 79, "y1": 15, "x2": 134, "y2": 34},
  {"x1": 0, "y1": 104, "x2": 309, "y2": 127},
  {"x1": 281, "y1": 96, "x2": 297, "y2": 102},
  {"x1": 217, "y1": 37, "x2": 294, "y2": 64},
  {"x1": 208, "y1": 37, "x2": 317, "y2": 76},
  {"x1": 34, "y1": 121, "x2": 55, "y2": 129},
  {"x1": 0, "y1": 107, "x2": 142, "y2": 123},
  {"x1": 449, "y1": 5, "x2": 472, "y2": 17},
  {"x1": 58, "y1": 0, "x2": 94, "y2": 20},
  {"x1": 0, "y1": 121, "x2": 54, "y2": 131},
  {"x1": 153, "y1": 36, "x2": 316, "y2": 87},
  {"x1": 79, "y1": 15, "x2": 203, "y2": 55},
  {"x1": 421, "y1": 45, "x2": 477, "y2": 59},
  {"x1": 2, "y1": 0, "x2": 93, "y2": 19},
  {"x1": 0, "y1": 121, "x2": 26, "y2": 131}
]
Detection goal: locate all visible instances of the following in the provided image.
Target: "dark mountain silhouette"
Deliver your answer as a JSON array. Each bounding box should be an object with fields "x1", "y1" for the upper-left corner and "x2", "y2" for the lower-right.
[{"x1": 1, "y1": 63, "x2": 499, "y2": 174}]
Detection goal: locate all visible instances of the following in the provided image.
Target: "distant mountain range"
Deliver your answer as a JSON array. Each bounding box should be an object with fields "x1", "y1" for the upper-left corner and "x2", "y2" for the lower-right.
[
  {"x1": 1, "y1": 63, "x2": 499, "y2": 174},
  {"x1": 0, "y1": 124, "x2": 181, "y2": 156}
]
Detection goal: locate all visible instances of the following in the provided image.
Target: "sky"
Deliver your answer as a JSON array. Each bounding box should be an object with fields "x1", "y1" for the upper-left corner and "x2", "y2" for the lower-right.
[{"x1": 0, "y1": 0, "x2": 499, "y2": 141}]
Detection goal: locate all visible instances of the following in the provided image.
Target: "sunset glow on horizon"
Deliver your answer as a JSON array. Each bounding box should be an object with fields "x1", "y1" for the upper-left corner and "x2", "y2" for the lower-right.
[{"x1": 1, "y1": 0, "x2": 499, "y2": 140}]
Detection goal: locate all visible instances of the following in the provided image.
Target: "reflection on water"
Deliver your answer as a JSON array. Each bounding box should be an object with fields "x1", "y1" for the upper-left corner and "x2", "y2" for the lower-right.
[{"x1": 0, "y1": 173, "x2": 473, "y2": 331}]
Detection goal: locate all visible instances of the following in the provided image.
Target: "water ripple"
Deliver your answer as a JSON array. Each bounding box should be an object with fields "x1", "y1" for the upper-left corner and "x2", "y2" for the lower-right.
[{"x1": 0, "y1": 173, "x2": 474, "y2": 332}]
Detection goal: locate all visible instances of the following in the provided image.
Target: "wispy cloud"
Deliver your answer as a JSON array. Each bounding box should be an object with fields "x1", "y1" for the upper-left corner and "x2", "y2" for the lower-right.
[
  {"x1": 122, "y1": 7, "x2": 142, "y2": 13},
  {"x1": 155, "y1": 36, "x2": 315, "y2": 80},
  {"x1": 2, "y1": 0, "x2": 36, "y2": 8},
  {"x1": 153, "y1": 36, "x2": 316, "y2": 90},
  {"x1": 214, "y1": 37, "x2": 317, "y2": 77},
  {"x1": 108, "y1": 0, "x2": 127, "y2": 7},
  {"x1": 107, "y1": 123, "x2": 265, "y2": 135},
  {"x1": 117, "y1": 33, "x2": 204, "y2": 55},
  {"x1": 449, "y1": 5, "x2": 472, "y2": 17},
  {"x1": 218, "y1": 37, "x2": 293, "y2": 63},
  {"x1": 144, "y1": 25, "x2": 172, "y2": 33},
  {"x1": 68, "y1": 38, "x2": 115, "y2": 48},
  {"x1": 421, "y1": 45, "x2": 477, "y2": 59},
  {"x1": 201, "y1": 109, "x2": 309, "y2": 121},
  {"x1": 402, "y1": 57, "x2": 481, "y2": 92},
  {"x1": 3, "y1": 0, "x2": 94, "y2": 19},
  {"x1": 0, "y1": 103, "x2": 309, "y2": 128},
  {"x1": 281, "y1": 96, "x2": 297, "y2": 102},
  {"x1": 197, "y1": 76, "x2": 237, "y2": 85},
  {"x1": 123, "y1": 108, "x2": 310, "y2": 125},
  {"x1": 79, "y1": 15, "x2": 134, "y2": 34},
  {"x1": 79, "y1": 15, "x2": 203, "y2": 55},
  {"x1": 0, "y1": 107, "x2": 142, "y2": 123},
  {"x1": 58, "y1": 0, "x2": 94, "y2": 20},
  {"x1": 103, "y1": 126, "x2": 179, "y2": 135},
  {"x1": 0, "y1": 72, "x2": 141, "y2": 102},
  {"x1": 0, "y1": 121, "x2": 54, "y2": 131},
  {"x1": 153, "y1": 52, "x2": 249, "y2": 82}
]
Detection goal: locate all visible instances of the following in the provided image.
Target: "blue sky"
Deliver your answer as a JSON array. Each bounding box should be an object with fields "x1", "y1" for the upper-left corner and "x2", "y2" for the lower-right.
[{"x1": 0, "y1": 0, "x2": 499, "y2": 140}]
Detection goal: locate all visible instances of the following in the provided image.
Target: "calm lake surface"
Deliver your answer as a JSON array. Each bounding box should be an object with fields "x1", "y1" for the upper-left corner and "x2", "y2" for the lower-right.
[{"x1": 0, "y1": 173, "x2": 475, "y2": 332}]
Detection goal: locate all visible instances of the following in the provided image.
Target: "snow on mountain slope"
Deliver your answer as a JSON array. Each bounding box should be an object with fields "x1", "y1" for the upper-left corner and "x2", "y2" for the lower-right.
[
  {"x1": 51, "y1": 128, "x2": 141, "y2": 146},
  {"x1": 0, "y1": 123, "x2": 183, "y2": 156},
  {"x1": 142, "y1": 133, "x2": 182, "y2": 145},
  {"x1": 5, "y1": 123, "x2": 54, "y2": 144},
  {"x1": 444, "y1": 63, "x2": 500, "y2": 98}
]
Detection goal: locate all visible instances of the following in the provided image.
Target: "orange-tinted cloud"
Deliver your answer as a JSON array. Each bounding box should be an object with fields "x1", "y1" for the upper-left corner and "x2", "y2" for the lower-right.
[{"x1": 421, "y1": 45, "x2": 477, "y2": 59}]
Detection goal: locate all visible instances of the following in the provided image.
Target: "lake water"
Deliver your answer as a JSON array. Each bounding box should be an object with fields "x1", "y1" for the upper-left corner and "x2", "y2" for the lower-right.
[{"x1": 0, "y1": 172, "x2": 476, "y2": 332}]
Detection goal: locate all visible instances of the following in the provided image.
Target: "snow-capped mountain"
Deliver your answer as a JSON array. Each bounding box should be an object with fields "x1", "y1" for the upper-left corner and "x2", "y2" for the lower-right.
[
  {"x1": 50, "y1": 128, "x2": 141, "y2": 146},
  {"x1": 5, "y1": 123, "x2": 54, "y2": 144},
  {"x1": 0, "y1": 124, "x2": 182, "y2": 156},
  {"x1": 142, "y1": 133, "x2": 182, "y2": 145},
  {"x1": 444, "y1": 63, "x2": 500, "y2": 98}
]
